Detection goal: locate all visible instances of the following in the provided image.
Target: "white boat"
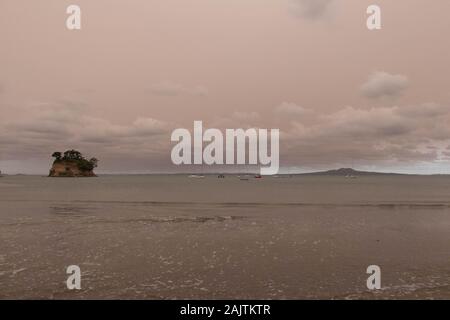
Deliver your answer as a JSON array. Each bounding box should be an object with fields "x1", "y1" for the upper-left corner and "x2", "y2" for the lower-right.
[{"x1": 188, "y1": 175, "x2": 205, "y2": 179}]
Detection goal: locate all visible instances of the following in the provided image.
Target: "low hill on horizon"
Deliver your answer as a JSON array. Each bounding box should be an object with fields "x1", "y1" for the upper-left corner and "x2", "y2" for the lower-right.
[{"x1": 298, "y1": 168, "x2": 409, "y2": 176}]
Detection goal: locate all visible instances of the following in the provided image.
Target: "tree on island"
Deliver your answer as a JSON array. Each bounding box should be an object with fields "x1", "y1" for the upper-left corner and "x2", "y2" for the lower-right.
[
  {"x1": 51, "y1": 152, "x2": 62, "y2": 161},
  {"x1": 89, "y1": 157, "x2": 98, "y2": 168},
  {"x1": 63, "y1": 149, "x2": 83, "y2": 161},
  {"x1": 51, "y1": 150, "x2": 99, "y2": 172}
]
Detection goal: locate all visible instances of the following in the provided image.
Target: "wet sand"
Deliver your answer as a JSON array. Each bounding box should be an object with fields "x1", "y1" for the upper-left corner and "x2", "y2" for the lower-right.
[{"x1": 0, "y1": 175, "x2": 449, "y2": 299}]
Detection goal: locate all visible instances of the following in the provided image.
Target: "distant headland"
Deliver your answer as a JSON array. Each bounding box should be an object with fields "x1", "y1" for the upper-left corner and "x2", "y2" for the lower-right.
[
  {"x1": 298, "y1": 168, "x2": 399, "y2": 176},
  {"x1": 49, "y1": 150, "x2": 98, "y2": 177}
]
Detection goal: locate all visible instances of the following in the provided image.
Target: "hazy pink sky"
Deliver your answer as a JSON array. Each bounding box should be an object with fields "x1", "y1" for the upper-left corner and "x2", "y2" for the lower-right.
[{"x1": 1, "y1": 0, "x2": 450, "y2": 174}]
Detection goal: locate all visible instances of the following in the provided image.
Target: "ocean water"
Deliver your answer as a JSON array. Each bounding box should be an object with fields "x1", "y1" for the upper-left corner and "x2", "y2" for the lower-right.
[{"x1": 0, "y1": 174, "x2": 449, "y2": 299}]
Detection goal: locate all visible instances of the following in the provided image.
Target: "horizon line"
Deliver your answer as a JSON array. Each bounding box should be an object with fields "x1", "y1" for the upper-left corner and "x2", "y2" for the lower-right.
[{"x1": 3, "y1": 168, "x2": 450, "y2": 177}]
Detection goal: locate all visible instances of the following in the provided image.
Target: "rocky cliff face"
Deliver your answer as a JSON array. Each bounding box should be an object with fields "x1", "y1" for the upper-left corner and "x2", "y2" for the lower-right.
[{"x1": 49, "y1": 161, "x2": 96, "y2": 177}]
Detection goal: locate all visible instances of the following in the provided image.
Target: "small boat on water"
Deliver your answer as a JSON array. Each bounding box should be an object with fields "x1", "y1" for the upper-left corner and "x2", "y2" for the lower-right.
[
  {"x1": 218, "y1": 174, "x2": 225, "y2": 178},
  {"x1": 254, "y1": 174, "x2": 262, "y2": 179},
  {"x1": 188, "y1": 175, "x2": 205, "y2": 179}
]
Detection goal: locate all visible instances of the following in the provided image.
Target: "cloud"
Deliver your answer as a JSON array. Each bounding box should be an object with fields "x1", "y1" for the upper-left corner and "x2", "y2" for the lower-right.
[
  {"x1": 289, "y1": 0, "x2": 334, "y2": 20},
  {"x1": 361, "y1": 72, "x2": 409, "y2": 99},
  {"x1": 132, "y1": 117, "x2": 168, "y2": 134},
  {"x1": 208, "y1": 101, "x2": 450, "y2": 168},
  {"x1": 76, "y1": 117, "x2": 168, "y2": 144},
  {"x1": 281, "y1": 102, "x2": 450, "y2": 167},
  {"x1": 275, "y1": 102, "x2": 311, "y2": 116},
  {"x1": 2, "y1": 98, "x2": 450, "y2": 173},
  {"x1": 319, "y1": 106, "x2": 414, "y2": 137},
  {"x1": 395, "y1": 102, "x2": 448, "y2": 118},
  {"x1": 0, "y1": 100, "x2": 172, "y2": 162},
  {"x1": 232, "y1": 111, "x2": 260, "y2": 121},
  {"x1": 150, "y1": 81, "x2": 208, "y2": 97},
  {"x1": 209, "y1": 111, "x2": 261, "y2": 129}
]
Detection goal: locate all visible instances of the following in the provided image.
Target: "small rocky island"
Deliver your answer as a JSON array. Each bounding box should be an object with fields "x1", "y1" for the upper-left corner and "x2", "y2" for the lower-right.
[{"x1": 49, "y1": 150, "x2": 98, "y2": 177}]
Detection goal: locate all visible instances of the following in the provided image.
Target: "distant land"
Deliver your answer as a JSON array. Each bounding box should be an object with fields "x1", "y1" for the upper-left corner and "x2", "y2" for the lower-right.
[
  {"x1": 179, "y1": 168, "x2": 449, "y2": 176},
  {"x1": 174, "y1": 168, "x2": 444, "y2": 176},
  {"x1": 1, "y1": 168, "x2": 449, "y2": 177},
  {"x1": 102, "y1": 168, "x2": 448, "y2": 176},
  {"x1": 297, "y1": 168, "x2": 405, "y2": 176}
]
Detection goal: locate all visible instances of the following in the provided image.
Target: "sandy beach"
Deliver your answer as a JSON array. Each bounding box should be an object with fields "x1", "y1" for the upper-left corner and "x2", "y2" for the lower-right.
[{"x1": 0, "y1": 174, "x2": 449, "y2": 299}]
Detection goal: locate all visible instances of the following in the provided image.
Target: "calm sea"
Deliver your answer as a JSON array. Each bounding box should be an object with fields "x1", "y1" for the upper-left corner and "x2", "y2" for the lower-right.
[{"x1": 0, "y1": 174, "x2": 449, "y2": 299}]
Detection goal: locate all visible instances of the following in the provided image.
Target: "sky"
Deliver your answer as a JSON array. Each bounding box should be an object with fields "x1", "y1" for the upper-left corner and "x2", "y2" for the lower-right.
[{"x1": 1, "y1": 0, "x2": 450, "y2": 174}]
